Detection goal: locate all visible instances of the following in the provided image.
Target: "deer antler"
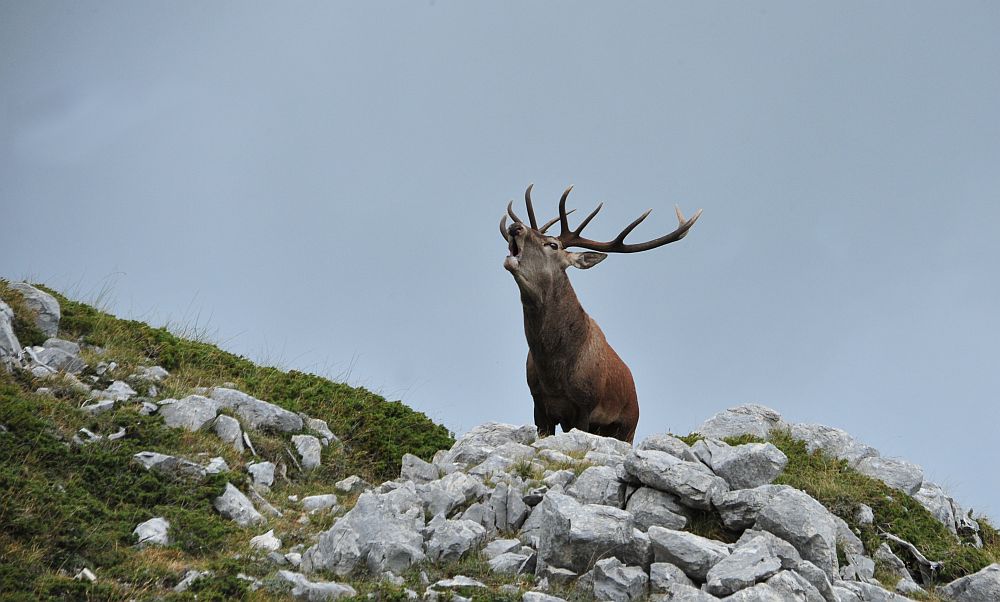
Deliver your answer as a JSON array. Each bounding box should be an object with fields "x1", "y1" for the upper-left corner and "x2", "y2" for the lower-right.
[{"x1": 556, "y1": 186, "x2": 702, "y2": 253}]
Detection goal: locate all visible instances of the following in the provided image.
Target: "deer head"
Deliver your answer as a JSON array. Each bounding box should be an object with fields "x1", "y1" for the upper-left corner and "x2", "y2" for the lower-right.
[{"x1": 500, "y1": 184, "x2": 702, "y2": 301}]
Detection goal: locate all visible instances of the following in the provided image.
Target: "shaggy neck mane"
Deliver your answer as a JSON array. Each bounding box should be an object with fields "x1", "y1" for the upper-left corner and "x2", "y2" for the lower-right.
[{"x1": 519, "y1": 272, "x2": 592, "y2": 361}]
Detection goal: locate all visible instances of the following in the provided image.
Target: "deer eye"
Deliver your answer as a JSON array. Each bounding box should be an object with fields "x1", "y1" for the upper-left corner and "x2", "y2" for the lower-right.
[{"x1": 546, "y1": 242, "x2": 559, "y2": 250}]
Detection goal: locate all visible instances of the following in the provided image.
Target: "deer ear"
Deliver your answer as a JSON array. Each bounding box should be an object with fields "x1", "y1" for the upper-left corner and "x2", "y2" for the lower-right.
[{"x1": 569, "y1": 251, "x2": 608, "y2": 269}]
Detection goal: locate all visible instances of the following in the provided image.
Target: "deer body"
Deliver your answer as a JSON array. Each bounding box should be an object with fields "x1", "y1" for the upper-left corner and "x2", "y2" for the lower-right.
[{"x1": 501, "y1": 185, "x2": 700, "y2": 444}]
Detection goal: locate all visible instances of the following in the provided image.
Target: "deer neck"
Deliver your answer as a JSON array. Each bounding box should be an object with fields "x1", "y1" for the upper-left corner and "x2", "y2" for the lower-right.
[{"x1": 520, "y1": 272, "x2": 592, "y2": 358}]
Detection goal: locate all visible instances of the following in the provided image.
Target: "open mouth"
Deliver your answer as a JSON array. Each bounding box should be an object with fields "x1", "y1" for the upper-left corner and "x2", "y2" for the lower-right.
[{"x1": 508, "y1": 237, "x2": 521, "y2": 257}]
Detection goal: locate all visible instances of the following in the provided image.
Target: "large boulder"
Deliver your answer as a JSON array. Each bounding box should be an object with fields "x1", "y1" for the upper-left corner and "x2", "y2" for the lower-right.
[
  {"x1": 210, "y1": 387, "x2": 303, "y2": 433},
  {"x1": 417, "y1": 471, "x2": 488, "y2": 518},
  {"x1": 937, "y1": 563, "x2": 1000, "y2": 601},
  {"x1": 695, "y1": 404, "x2": 786, "y2": 439},
  {"x1": 787, "y1": 423, "x2": 878, "y2": 467},
  {"x1": 8, "y1": 283, "x2": 61, "y2": 337},
  {"x1": 692, "y1": 438, "x2": 788, "y2": 489},
  {"x1": 646, "y1": 526, "x2": 731, "y2": 582},
  {"x1": 754, "y1": 489, "x2": 839, "y2": 579},
  {"x1": 566, "y1": 465, "x2": 625, "y2": 507},
  {"x1": 625, "y1": 486, "x2": 688, "y2": 531},
  {"x1": 704, "y1": 534, "x2": 785, "y2": 596},
  {"x1": 714, "y1": 485, "x2": 793, "y2": 531},
  {"x1": 534, "y1": 492, "x2": 640, "y2": 574},
  {"x1": 532, "y1": 428, "x2": 632, "y2": 459},
  {"x1": 854, "y1": 457, "x2": 924, "y2": 495},
  {"x1": 159, "y1": 395, "x2": 220, "y2": 431},
  {"x1": 623, "y1": 449, "x2": 728, "y2": 510},
  {"x1": 636, "y1": 433, "x2": 701, "y2": 463}
]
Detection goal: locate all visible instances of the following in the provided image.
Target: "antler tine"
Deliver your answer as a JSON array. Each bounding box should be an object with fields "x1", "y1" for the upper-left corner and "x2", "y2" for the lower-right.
[
  {"x1": 506, "y1": 200, "x2": 524, "y2": 225},
  {"x1": 500, "y1": 214, "x2": 510, "y2": 241},
  {"x1": 524, "y1": 184, "x2": 538, "y2": 230},
  {"x1": 558, "y1": 186, "x2": 573, "y2": 236},
  {"x1": 574, "y1": 202, "x2": 604, "y2": 236},
  {"x1": 613, "y1": 208, "x2": 653, "y2": 243},
  {"x1": 539, "y1": 209, "x2": 575, "y2": 234}
]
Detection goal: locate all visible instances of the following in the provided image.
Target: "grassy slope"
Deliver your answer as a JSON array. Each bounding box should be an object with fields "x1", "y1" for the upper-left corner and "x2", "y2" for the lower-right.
[{"x1": 0, "y1": 281, "x2": 454, "y2": 600}]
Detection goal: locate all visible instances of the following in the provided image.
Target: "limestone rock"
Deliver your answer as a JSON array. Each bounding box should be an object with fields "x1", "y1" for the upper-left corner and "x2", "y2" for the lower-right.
[
  {"x1": 535, "y1": 492, "x2": 640, "y2": 574},
  {"x1": 695, "y1": 404, "x2": 786, "y2": 439},
  {"x1": 912, "y1": 482, "x2": 957, "y2": 534},
  {"x1": 250, "y1": 529, "x2": 282, "y2": 551},
  {"x1": 766, "y1": 570, "x2": 825, "y2": 601},
  {"x1": 9, "y1": 282, "x2": 61, "y2": 337},
  {"x1": 714, "y1": 485, "x2": 792, "y2": 531},
  {"x1": 691, "y1": 439, "x2": 788, "y2": 489},
  {"x1": 625, "y1": 486, "x2": 688, "y2": 531},
  {"x1": 647, "y1": 526, "x2": 731, "y2": 582},
  {"x1": 754, "y1": 488, "x2": 839, "y2": 579},
  {"x1": 159, "y1": 395, "x2": 220, "y2": 431},
  {"x1": 592, "y1": 557, "x2": 648, "y2": 602},
  {"x1": 649, "y1": 562, "x2": 696, "y2": 591},
  {"x1": 437, "y1": 422, "x2": 537, "y2": 466},
  {"x1": 248, "y1": 461, "x2": 276, "y2": 488},
  {"x1": 133, "y1": 517, "x2": 170, "y2": 547},
  {"x1": 854, "y1": 457, "x2": 923, "y2": 495},
  {"x1": 488, "y1": 551, "x2": 531, "y2": 575},
  {"x1": 302, "y1": 482, "x2": 425, "y2": 576},
  {"x1": 213, "y1": 414, "x2": 244, "y2": 453},
  {"x1": 0, "y1": 300, "x2": 22, "y2": 361},
  {"x1": 624, "y1": 449, "x2": 728, "y2": 510},
  {"x1": 566, "y1": 465, "x2": 624, "y2": 507},
  {"x1": 532, "y1": 428, "x2": 632, "y2": 458},
  {"x1": 705, "y1": 534, "x2": 784, "y2": 596},
  {"x1": 425, "y1": 517, "x2": 487, "y2": 563},
  {"x1": 210, "y1": 387, "x2": 304, "y2": 432},
  {"x1": 418, "y1": 471, "x2": 488, "y2": 518},
  {"x1": 636, "y1": 433, "x2": 701, "y2": 463},
  {"x1": 214, "y1": 483, "x2": 265, "y2": 526},
  {"x1": 277, "y1": 570, "x2": 357, "y2": 600},
  {"x1": 301, "y1": 494, "x2": 339, "y2": 513},
  {"x1": 401, "y1": 453, "x2": 439, "y2": 483},
  {"x1": 937, "y1": 563, "x2": 1000, "y2": 601},
  {"x1": 334, "y1": 475, "x2": 370, "y2": 496},
  {"x1": 132, "y1": 451, "x2": 207, "y2": 479},
  {"x1": 787, "y1": 423, "x2": 878, "y2": 467},
  {"x1": 292, "y1": 434, "x2": 322, "y2": 470}
]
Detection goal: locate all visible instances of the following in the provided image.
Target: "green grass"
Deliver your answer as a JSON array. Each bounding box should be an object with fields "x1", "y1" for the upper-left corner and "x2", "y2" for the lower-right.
[{"x1": 0, "y1": 281, "x2": 456, "y2": 599}]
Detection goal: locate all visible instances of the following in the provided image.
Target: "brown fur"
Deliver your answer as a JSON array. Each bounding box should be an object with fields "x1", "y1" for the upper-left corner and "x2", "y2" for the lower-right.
[{"x1": 505, "y1": 225, "x2": 639, "y2": 443}]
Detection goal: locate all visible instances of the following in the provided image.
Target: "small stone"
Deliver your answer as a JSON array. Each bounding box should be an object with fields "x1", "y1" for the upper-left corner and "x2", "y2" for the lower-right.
[
  {"x1": 213, "y1": 482, "x2": 264, "y2": 526},
  {"x1": 73, "y1": 568, "x2": 97, "y2": 583},
  {"x1": 248, "y1": 461, "x2": 276, "y2": 488},
  {"x1": 158, "y1": 395, "x2": 220, "y2": 431},
  {"x1": 592, "y1": 557, "x2": 649, "y2": 602},
  {"x1": 301, "y1": 494, "x2": 339, "y2": 513},
  {"x1": 204, "y1": 457, "x2": 229, "y2": 474},
  {"x1": 292, "y1": 434, "x2": 322, "y2": 470},
  {"x1": 250, "y1": 529, "x2": 281, "y2": 552},
  {"x1": 277, "y1": 570, "x2": 357, "y2": 600},
  {"x1": 133, "y1": 517, "x2": 170, "y2": 547},
  {"x1": 80, "y1": 399, "x2": 115, "y2": 415},
  {"x1": 334, "y1": 475, "x2": 370, "y2": 496},
  {"x1": 213, "y1": 415, "x2": 244, "y2": 453}
]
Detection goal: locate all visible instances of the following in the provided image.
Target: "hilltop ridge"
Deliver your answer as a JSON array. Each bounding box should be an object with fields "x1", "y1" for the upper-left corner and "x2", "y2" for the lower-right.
[{"x1": 0, "y1": 281, "x2": 997, "y2": 601}]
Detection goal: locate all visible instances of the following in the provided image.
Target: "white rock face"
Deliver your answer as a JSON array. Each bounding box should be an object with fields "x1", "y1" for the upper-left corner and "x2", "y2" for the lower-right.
[
  {"x1": 636, "y1": 433, "x2": 701, "y2": 463},
  {"x1": 213, "y1": 483, "x2": 265, "y2": 526},
  {"x1": 704, "y1": 534, "x2": 784, "y2": 596},
  {"x1": 713, "y1": 485, "x2": 792, "y2": 531},
  {"x1": 695, "y1": 404, "x2": 786, "y2": 439},
  {"x1": 647, "y1": 526, "x2": 731, "y2": 582},
  {"x1": 133, "y1": 517, "x2": 170, "y2": 547},
  {"x1": 566, "y1": 465, "x2": 624, "y2": 507},
  {"x1": 624, "y1": 449, "x2": 728, "y2": 510},
  {"x1": 913, "y1": 481, "x2": 958, "y2": 533},
  {"x1": 159, "y1": 395, "x2": 220, "y2": 431},
  {"x1": 400, "y1": 453, "x2": 439, "y2": 483},
  {"x1": 292, "y1": 434, "x2": 322, "y2": 470},
  {"x1": 210, "y1": 387, "x2": 304, "y2": 432},
  {"x1": 8, "y1": 282, "x2": 61, "y2": 337},
  {"x1": 854, "y1": 456, "x2": 924, "y2": 495},
  {"x1": 437, "y1": 422, "x2": 537, "y2": 466}
]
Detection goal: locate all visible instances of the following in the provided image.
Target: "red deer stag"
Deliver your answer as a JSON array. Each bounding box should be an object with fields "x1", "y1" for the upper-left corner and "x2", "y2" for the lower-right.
[{"x1": 500, "y1": 185, "x2": 701, "y2": 443}]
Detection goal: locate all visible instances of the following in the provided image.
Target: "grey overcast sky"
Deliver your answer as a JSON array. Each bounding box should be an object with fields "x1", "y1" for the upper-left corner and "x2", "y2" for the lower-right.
[{"x1": 2, "y1": 2, "x2": 998, "y2": 517}]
